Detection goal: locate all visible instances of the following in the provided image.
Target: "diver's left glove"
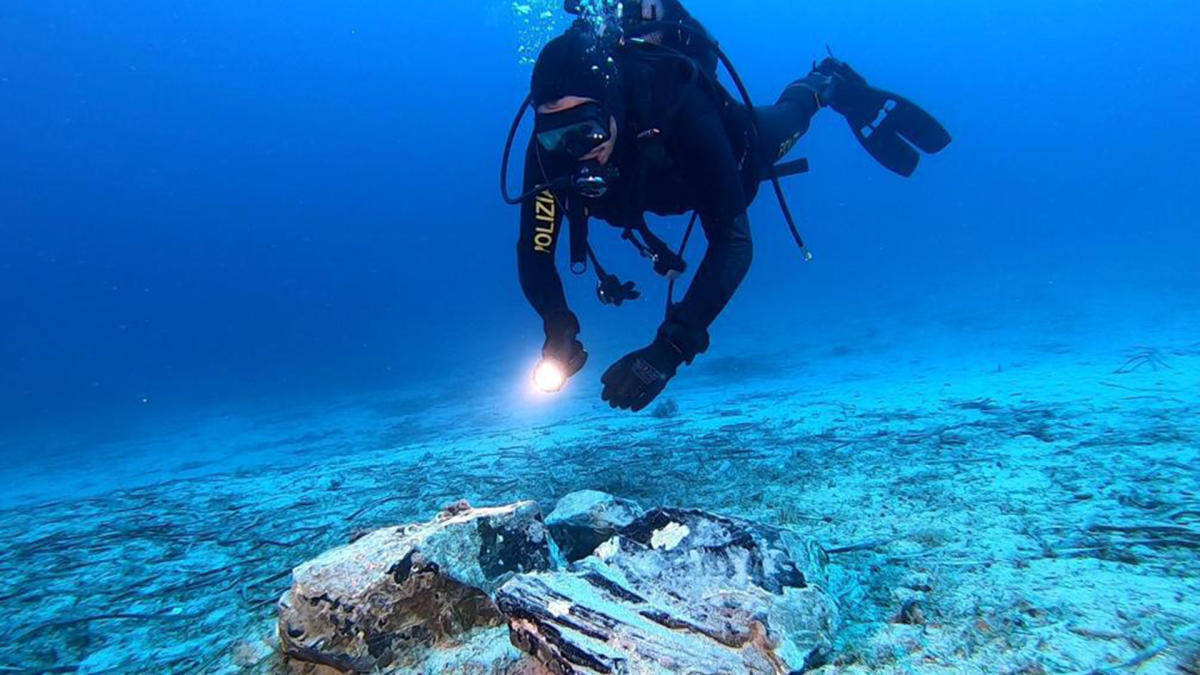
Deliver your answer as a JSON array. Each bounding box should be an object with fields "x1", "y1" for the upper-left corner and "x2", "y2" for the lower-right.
[
  {"x1": 601, "y1": 334, "x2": 686, "y2": 412},
  {"x1": 542, "y1": 311, "x2": 588, "y2": 382}
]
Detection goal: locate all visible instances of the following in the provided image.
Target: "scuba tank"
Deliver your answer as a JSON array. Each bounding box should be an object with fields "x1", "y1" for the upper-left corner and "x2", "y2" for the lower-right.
[{"x1": 563, "y1": 0, "x2": 718, "y2": 76}]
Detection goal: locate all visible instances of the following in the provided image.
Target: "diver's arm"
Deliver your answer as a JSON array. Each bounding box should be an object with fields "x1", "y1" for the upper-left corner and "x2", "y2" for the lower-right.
[
  {"x1": 516, "y1": 140, "x2": 578, "y2": 336},
  {"x1": 597, "y1": 95, "x2": 746, "y2": 411},
  {"x1": 664, "y1": 106, "x2": 753, "y2": 358}
]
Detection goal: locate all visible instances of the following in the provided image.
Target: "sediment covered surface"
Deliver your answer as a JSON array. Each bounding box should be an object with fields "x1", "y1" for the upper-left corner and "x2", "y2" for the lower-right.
[{"x1": 2, "y1": 330, "x2": 1199, "y2": 673}]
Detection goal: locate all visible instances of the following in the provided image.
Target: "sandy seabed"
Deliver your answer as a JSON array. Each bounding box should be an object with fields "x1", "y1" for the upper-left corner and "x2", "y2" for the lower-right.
[{"x1": 2, "y1": 307, "x2": 1198, "y2": 673}]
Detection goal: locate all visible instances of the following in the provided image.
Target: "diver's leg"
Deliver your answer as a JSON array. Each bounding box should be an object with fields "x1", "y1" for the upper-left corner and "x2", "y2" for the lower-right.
[{"x1": 753, "y1": 77, "x2": 828, "y2": 165}]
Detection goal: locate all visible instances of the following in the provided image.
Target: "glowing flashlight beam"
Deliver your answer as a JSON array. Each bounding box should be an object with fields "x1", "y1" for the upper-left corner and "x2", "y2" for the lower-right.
[{"x1": 533, "y1": 360, "x2": 567, "y2": 393}]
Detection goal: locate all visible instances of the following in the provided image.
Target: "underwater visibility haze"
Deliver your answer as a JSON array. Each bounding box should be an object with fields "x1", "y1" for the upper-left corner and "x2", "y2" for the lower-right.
[{"x1": 1, "y1": 0, "x2": 1198, "y2": 672}]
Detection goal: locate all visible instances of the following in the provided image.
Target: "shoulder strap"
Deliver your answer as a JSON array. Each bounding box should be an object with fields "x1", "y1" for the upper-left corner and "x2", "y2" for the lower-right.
[{"x1": 567, "y1": 199, "x2": 589, "y2": 275}]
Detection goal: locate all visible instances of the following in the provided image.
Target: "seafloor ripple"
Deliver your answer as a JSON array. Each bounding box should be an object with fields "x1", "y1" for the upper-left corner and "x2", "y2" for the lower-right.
[{"x1": 2, "y1": 346, "x2": 1199, "y2": 673}]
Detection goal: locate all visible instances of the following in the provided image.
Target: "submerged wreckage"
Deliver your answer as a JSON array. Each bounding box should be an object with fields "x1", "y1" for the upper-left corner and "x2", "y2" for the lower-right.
[{"x1": 276, "y1": 491, "x2": 838, "y2": 674}]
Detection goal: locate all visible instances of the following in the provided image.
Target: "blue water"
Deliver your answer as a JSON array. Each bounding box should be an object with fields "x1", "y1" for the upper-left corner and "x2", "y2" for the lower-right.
[
  {"x1": 2, "y1": 0, "x2": 1196, "y2": 442},
  {"x1": 1, "y1": 1, "x2": 1199, "y2": 670}
]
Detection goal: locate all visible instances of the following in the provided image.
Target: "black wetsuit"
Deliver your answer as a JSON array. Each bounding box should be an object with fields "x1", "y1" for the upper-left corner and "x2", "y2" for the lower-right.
[{"x1": 518, "y1": 45, "x2": 821, "y2": 358}]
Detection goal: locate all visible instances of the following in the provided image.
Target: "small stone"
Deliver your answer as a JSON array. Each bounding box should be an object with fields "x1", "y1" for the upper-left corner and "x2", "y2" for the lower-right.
[
  {"x1": 545, "y1": 490, "x2": 644, "y2": 561},
  {"x1": 893, "y1": 599, "x2": 925, "y2": 625},
  {"x1": 440, "y1": 499, "x2": 473, "y2": 517},
  {"x1": 650, "y1": 397, "x2": 679, "y2": 418}
]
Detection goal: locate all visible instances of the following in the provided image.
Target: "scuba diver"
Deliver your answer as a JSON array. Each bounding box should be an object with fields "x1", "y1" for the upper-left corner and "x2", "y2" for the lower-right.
[{"x1": 504, "y1": 0, "x2": 950, "y2": 412}]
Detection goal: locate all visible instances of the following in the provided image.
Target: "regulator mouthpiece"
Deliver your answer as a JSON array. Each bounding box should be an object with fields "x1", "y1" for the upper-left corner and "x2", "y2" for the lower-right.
[
  {"x1": 533, "y1": 360, "x2": 568, "y2": 393},
  {"x1": 573, "y1": 161, "x2": 617, "y2": 199},
  {"x1": 574, "y1": 172, "x2": 610, "y2": 198}
]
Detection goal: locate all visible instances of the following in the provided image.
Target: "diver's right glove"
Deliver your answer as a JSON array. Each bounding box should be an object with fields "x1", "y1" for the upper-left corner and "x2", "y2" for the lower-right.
[
  {"x1": 601, "y1": 335, "x2": 684, "y2": 412},
  {"x1": 541, "y1": 311, "x2": 588, "y2": 382},
  {"x1": 600, "y1": 319, "x2": 703, "y2": 412}
]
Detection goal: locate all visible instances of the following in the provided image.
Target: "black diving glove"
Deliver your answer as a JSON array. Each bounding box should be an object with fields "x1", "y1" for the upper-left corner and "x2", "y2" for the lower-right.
[
  {"x1": 597, "y1": 272, "x2": 640, "y2": 307},
  {"x1": 542, "y1": 311, "x2": 588, "y2": 381},
  {"x1": 601, "y1": 335, "x2": 686, "y2": 412}
]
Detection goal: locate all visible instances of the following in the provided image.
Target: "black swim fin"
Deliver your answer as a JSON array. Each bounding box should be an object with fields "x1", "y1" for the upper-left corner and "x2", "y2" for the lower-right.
[{"x1": 817, "y1": 57, "x2": 951, "y2": 177}]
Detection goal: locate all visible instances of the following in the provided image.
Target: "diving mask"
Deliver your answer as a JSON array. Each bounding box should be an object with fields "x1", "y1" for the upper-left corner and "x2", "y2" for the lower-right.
[
  {"x1": 534, "y1": 102, "x2": 611, "y2": 159},
  {"x1": 534, "y1": 102, "x2": 618, "y2": 199}
]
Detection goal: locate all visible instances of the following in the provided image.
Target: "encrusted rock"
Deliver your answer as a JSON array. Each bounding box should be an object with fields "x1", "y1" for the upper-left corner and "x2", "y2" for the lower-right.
[
  {"x1": 278, "y1": 501, "x2": 562, "y2": 673},
  {"x1": 497, "y1": 508, "x2": 838, "y2": 674},
  {"x1": 545, "y1": 490, "x2": 645, "y2": 562},
  {"x1": 231, "y1": 635, "x2": 274, "y2": 668}
]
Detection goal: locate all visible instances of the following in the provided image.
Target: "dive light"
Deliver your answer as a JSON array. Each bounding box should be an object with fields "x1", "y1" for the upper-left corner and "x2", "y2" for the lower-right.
[{"x1": 533, "y1": 360, "x2": 568, "y2": 393}]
